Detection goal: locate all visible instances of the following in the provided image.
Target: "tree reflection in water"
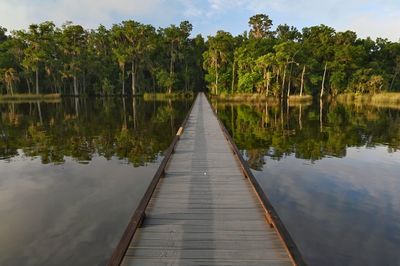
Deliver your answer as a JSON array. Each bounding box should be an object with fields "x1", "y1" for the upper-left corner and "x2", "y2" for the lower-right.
[
  {"x1": 0, "y1": 97, "x2": 192, "y2": 166},
  {"x1": 214, "y1": 100, "x2": 400, "y2": 169}
]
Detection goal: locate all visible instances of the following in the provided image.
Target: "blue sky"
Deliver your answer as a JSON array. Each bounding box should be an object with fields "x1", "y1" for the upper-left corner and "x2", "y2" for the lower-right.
[{"x1": 1, "y1": 0, "x2": 399, "y2": 40}]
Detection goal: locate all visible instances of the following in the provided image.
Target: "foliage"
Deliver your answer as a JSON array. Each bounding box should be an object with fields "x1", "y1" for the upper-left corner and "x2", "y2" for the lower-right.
[
  {"x1": 1, "y1": 14, "x2": 400, "y2": 97},
  {"x1": 202, "y1": 16, "x2": 400, "y2": 98},
  {"x1": 0, "y1": 20, "x2": 204, "y2": 96}
]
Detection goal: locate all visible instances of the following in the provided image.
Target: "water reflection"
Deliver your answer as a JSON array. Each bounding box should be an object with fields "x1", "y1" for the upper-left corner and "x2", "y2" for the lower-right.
[
  {"x1": 215, "y1": 100, "x2": 400, "y2": 266},
  {"x1": 0, "y1": 97, "x2": 192, "y2": 266},
  {"x1": 0, "y1": 98, "x2": 191, "y2": 165},
  {"x1": 215, "y1": 101, "x2": 400, "y2": 166}
]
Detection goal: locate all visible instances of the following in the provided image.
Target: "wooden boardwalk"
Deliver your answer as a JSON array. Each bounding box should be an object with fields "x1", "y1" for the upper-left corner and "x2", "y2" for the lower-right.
[{"x1": 116, "y1": 93, "x2": 299, "y2": 265}]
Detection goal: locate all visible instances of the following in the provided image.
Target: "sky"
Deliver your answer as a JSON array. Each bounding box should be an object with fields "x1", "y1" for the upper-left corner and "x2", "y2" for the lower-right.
[{"x1": 1, "y1": 0, "x2": 400, "y2": 41}]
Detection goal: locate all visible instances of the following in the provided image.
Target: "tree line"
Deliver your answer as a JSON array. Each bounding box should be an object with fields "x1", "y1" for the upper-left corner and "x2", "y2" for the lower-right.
[
  {"x1": 0, "y1": 21, "x2": 205, "y2": 96},
  {"x1": 1, "y1": 14, "x2": 400, "y2": 97},
  {"x1": 204, "y1": 14, "x2": 400, "y2": 98}
]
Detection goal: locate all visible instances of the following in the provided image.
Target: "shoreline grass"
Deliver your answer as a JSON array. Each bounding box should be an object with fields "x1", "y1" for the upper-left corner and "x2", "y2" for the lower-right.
[
  {"x1": 210, "y1": 93, "x2": 312, "y2": 103},
  {"x1": 143, "y1": 92, "x2": 194, "y2": 101},
  {"x1": 336, "y1": 93, "x2": 400, "y2": 109},
  {"x1": 0, "y1": 93, "x2": 61, "y2": 102},
  {"x1": 288, "y1": 95, "x2": 314, "y2": 103}
]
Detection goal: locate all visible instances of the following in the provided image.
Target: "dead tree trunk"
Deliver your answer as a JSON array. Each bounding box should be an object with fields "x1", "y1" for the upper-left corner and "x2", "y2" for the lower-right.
[
  {"x1": 35, "y1": 68, "x2": 39, "y2": 94},
  {"x1": 281, "y1": 65, "x2": 287, "y2": 99},
  {"x1": 122, "y1": 64, "x2": 125, "y2": 95},
  {"x1": 300, "y1": 65, "x2": 306, "y2": 96},
  {"x1": 73, "y1": 75, "x2": 78, "y2": 96},
  {"x1": 132, "y1": 60, "x2": 136, "y2": 96},
  {"x1": 231, "y1": 60, "x2": 235, "y2": 94},
  {"x1": 320, "y1": 62, "x2": 328, "y2": 99},
  {"x1": 215, "y1": 64, "x2": 219, "y2": 95},
  {"x1": 287, "y1": 63, "x2": 293, "y2": 98}
]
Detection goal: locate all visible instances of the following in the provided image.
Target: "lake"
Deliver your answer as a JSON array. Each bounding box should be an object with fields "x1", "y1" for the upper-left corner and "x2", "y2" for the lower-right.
[
  {"x1": 214, "y1": 100, "x2": 400, "y2": 266},
  {"x1": 0, "y1": 97, "x2": 192, "y2": 266},
  {"x1": 1, "y1": 96, "x2": 399, "y2": 266}
]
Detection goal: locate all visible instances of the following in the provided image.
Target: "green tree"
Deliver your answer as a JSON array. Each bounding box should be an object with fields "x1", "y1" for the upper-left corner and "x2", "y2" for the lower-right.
[
  {"x1": 203, "y1": 31, "x2": 234, "y2": 94},
  {"x1": 59, "y1": 22, "x2": 87, "y2": 95},
  {"x1": 162, "y1": 21, "x2": 193, "y2": 93},
  {"x1": 302, "y1": 25, "x2": 336, "y2": 97},
  {"x1": 274, "y1": 41, "x2": 301, "y2": 97},
  {"x1": 20, "y1": 22, "x2": 56, "y2": 94},
  {"x1": 0, "y1": 27, "x2": 7, "y2": 43},
  {"x1": 3, "y1": 68, "x2": 19, "y2": 95},
  {"x1": 248, "y1": 14, "x2": 274, "y2": 39},
  {"x1": 255, "y1": 53, "x2": 275, "y2": 95},
  {"x1": 111, "y1": 24, "x2": 130, "y2": 95}
]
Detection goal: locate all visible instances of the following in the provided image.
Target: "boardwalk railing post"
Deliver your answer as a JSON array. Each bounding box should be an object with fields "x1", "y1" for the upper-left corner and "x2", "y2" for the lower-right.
[{"x1": 138, "y1": 213, "x2": 146, "y2": 228}]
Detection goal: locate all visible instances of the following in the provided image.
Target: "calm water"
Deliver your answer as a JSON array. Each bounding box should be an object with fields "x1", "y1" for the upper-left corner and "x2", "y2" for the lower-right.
[
  {"x1": 215, "y1": 101, "x2": 400, "y2": 266},
  {"x1": 0, "y1": 97, "x2": 192, "y2": 266}
]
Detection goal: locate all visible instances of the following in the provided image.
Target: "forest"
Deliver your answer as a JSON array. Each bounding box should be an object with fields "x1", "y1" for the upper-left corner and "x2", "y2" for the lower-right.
[{"x1": 1, "y1": 14, "x2": 400, "y2": 98}]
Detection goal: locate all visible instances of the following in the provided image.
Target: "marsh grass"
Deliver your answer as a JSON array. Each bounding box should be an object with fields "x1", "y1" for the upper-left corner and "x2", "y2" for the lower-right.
[
  {"x1": 143, "y1": 92, "x2": 194, "y2": 101},
  {"x1": 337, "y1": 93, "x2": 400, "y2": 109},
  {"x1": 288, "y1": 95, "x2": 313, "y2": 103},
  {"x1": 211, "y1": 93, "x2": 312, "y2": 103},
  {"x1": 0, "y1": 93, "x2": 61, "y2": 102}
]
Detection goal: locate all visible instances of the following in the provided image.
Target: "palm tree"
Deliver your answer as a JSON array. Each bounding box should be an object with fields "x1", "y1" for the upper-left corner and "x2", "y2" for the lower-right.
[
  {"x1": 256, "y1": 54, "x2": 275, "y2": 96},
  {"x1": 206, "y1": 49, "x2": 219, "y2": 95},
  {"x1": 4, "y1": 68, "x2": 19, "y2": 95},
  {"x1": 111, "y1": 24, "x2": 129, "y2": 95},
  {"x1": 116, "y1": 53, "x2": 127, "y2": 95},
  {"x1": 204, "y1": 48, "x2": 227, "y2": 95}
]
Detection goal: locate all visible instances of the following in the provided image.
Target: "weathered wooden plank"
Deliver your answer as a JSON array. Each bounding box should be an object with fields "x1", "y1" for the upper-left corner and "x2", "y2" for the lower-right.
[
  {"x1": 146, "y1": 203, "x2": 261, "y2": 209},
  {"x1": 131, "y1": 232, "x2": 279, "y2": 242},
  {"x1": 144, "y1": 208, "x2": 261, "y2": 215},
  {"x1": 163, "y1": 175, "x2": 246, "y2": 179},
  {"x1": 151, "y1": 196, "x2": 257, "y2": 202},
  {"x1": 151, "y1": 189, "x2": 257, "y2": 195},
  {"x1": 124, "y1": 248, "x2": 291, "y2": 260},
  {"x1": 148, "y1": 201, "x2": 262, "y2": 208},
  {"x1": 142, "y1": 218, "x2": 270, "y2": 228},
  {"x1": 137, "y1": 225, "x2": 277, "y2": 234},
  {"x1": 122, "y1": 258, "x2": 292, "y2": 266},
  {"x1": 143, "y1": 212, "x2": 264, "y2": 221},
  {"x1": 153, "y1": 183, "x2": 251, "y2": 188},
  {"x1": 151, "y1": 194, "x2": 259, "y2": 200},
  {"x1": 129, "y1": 239, "x2": 283, "y2": 250}
]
